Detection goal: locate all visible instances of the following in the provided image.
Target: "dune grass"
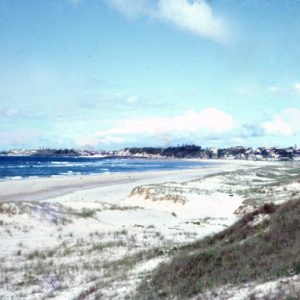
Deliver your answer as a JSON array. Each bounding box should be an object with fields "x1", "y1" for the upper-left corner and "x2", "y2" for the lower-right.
[{"x1": 136, "y1": 198, "x2": 300, "y2": 299}]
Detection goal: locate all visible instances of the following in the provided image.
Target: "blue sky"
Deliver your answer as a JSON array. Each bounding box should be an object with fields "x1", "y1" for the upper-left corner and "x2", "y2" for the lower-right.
[{"x1": 1, "y1": 0, "x2": 300, "y2": 150}]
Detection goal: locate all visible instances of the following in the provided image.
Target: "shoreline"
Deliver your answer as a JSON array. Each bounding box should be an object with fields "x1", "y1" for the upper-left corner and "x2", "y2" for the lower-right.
[
  {"x1": 0, "y1": 160, "x2": 272, "y2": 203},
  {"x1": 0, "y1": 165, "x2": 218, "y2": 202},
  {"x1": 0, "y1": 157, "x2": 216, "y2": 183}
]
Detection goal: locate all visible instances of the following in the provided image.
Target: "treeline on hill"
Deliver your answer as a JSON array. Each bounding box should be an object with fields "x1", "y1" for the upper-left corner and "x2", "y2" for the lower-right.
[
  {"x1": 33, "y1": 149, "x2": 80, "y2": 156},
  {"x1": 125, "y1": 145, "x2": 202, "y2": 158},
  {"x1": 126, "y1": 145, "x2": 298, "y2": 159}
]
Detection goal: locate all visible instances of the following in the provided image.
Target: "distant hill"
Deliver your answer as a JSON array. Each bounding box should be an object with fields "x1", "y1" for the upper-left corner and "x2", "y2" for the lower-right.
[
  {"x1": 124, "y1": 145, "x2": 202, "y2": 158},
  {"x1": 31, "y1": 149, "x2": 80, "y2": 156},
  {"x1": 2, "y1": 145, "x2": 300, "y2": 160}
]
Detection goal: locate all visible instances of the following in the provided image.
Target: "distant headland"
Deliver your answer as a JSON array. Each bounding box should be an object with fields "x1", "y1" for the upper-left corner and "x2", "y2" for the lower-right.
[{"x1": 1, "y1": 145, "x2": 299, "y2": 161}]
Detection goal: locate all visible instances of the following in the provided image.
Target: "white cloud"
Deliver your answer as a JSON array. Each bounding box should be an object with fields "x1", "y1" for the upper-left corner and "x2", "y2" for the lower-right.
[
  {"x1": 261, "y1": 119, "x2": 293, "y2": 137},
  {"x1": 107, "y1": 0, "x2": 229, "y2": 44},
  {"x1": 118, "y1": 108, "x2": 237, "y2": 135},
  {"x1": 0, "y1": 129, "x2": 43, "y2": 147},
  {"x1": 158, "y1": 0, "x2": 227, "y2": 43},
  {"x1": 260, "y1": 108, "x2": 300, "y2": 138},
  {"x1": 280, "y1": 108, "x2": 300, "y2": 131},
  {"x1": 293, "y1": 82, "x2": 300, "y2": 91},
  {"x1": 76, "y1": 108, "x2": 238, "y2": 147},
  {"x1": 77, "y1": 134, "x2": 125, "y2": 147}
]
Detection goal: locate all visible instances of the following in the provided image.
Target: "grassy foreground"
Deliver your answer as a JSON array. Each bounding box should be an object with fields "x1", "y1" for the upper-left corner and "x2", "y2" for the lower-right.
[{"x1": 136, "y1": 198, "x2": 300, "y2": 299}]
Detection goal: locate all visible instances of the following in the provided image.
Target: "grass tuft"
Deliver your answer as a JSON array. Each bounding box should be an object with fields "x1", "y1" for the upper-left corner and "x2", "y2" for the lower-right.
[{"x1": 136, "y1": 198, "x2": 300, "y2": 299}]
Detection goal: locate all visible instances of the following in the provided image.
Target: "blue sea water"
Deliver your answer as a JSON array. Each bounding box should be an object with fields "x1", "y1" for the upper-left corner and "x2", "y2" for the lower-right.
[{"x1": 0, "y1": 156, "x2": 212, "y2": 179}]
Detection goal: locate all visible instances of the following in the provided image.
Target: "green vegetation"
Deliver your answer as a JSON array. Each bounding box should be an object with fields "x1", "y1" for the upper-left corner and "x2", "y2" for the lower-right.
[
  {"x1": 76, "y1": 208, "x2": 95, "y2": 218},
  {"x1": 89, "y1": 240, "x2": 126, "y2": 253},
  {"x1": 32, "y1": 148, "x2": 80, "y2": 156},
  {"x1": 126, "y1": 145, "x2": 202, "y2": 158},
  {"x1": 137, "y1": 199, "x2": 300, "y2": 299}
]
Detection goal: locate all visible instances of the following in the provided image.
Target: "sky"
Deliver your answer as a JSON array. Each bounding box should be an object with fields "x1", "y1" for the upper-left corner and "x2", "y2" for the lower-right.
[{"x1": 1, "y1": 0, "x2": 300, "y2": 150}]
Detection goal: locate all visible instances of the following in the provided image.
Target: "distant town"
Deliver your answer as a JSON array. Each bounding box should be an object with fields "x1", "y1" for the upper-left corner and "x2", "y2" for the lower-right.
[{"x1": 1, "y1": 145, "x2": 300, "y2": 161}]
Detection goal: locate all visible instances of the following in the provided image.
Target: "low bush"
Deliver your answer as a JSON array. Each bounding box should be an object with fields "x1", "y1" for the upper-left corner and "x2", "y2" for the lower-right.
[{"x1": 137, "y1": 199, "x2": 300, "y2": 299}]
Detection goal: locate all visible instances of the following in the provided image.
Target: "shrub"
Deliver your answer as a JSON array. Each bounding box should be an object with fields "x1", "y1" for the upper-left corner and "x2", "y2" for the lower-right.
[{"x1": 136, "y1": 199, "x2": 300, "y2": 299}]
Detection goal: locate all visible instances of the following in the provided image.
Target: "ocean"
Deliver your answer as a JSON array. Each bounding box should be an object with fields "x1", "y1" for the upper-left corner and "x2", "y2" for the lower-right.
[{"x1": 0, "y1": 156, "x2": 212, "y2": 179}]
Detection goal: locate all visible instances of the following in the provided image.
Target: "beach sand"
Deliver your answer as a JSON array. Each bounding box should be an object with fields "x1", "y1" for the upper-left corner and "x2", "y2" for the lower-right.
[
  {"x1": 2, "y1": 159, "x2": 299, "y2": 299},
  {"x1": 0, "y1": 159, "x2": 261, "y2": 202}
]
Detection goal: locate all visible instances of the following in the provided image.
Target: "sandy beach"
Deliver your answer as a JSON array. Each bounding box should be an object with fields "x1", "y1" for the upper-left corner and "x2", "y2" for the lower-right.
[
  {"x1": 1, "y1": 159, "x2": 299, "y2": 299},
  {"x1": 0, "y1": 165, "x2": 214, "y2": 202},
  {"x1": 0, "y1": 159, "x2": 262, "y2": 202}
]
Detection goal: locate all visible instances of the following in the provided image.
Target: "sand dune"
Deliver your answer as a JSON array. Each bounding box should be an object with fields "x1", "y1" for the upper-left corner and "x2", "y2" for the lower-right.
[{"x1": 2, "y1": 160, "x2": 296, "y2": 299}]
